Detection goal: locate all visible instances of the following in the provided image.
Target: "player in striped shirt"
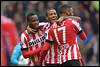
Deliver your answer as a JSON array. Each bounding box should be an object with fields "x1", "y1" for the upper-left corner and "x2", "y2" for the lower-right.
[
  {"x1": 20, "y1": 12, "x2": 46, "y2": 66},
  {"x1": 39, "y1": 5, "x2": 87, "y2": 66},
  {"x1": 28, "y1": 8, "x2": 60, "y2": 66},
  {"x1": 26, "y1": 8, "x2": 82, "y2": 66}
]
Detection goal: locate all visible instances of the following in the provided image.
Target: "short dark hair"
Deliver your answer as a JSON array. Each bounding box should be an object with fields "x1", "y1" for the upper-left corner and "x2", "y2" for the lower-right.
[
  {"x1": 27, "y1": 12, "x2": 36, "y2": 22},
  {"x1": 46, "y1": 8, "x2": 56, "y2": 16},
  {"x1": 59, "y1": 5, "x2": 72, "y2": 15}
]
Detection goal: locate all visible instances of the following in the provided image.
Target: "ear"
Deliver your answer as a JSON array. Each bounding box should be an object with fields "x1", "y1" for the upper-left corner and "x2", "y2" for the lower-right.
[{"x1": 66, "y1": 11, "x2": 70, "y2": 16}]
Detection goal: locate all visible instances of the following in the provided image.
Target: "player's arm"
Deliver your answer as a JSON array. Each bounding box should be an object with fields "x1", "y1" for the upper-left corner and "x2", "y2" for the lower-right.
[
  {"x1": 72, "y1": 20, "x2": 87, "y2": 40},
  {"x1": 57, "y1": 16, "x2": 81, "y2": 23},
  {"x1": 39, "y1": 29, "x2": 54, "y2": 64},
  {"x1": 77, "y1": 30, "x2": 87, "y2": 40},
  {"x1": 20, "y1": 34, "x2": 40, "y2": 58},
  {"x1": 27, "y1": 25, "x2": 37, "y2": 35},
  {"x1": 65, "y1": 16, "x2": 81, "y2": 22}
]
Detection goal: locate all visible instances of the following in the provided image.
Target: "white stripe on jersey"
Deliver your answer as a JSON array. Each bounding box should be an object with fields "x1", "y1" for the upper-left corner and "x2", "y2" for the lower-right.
[
  {"x1": 35, "y1": 33, "x2": 41, "y2": 47},
  {"x1": 39, "y1": 22, "x2": 48, "y2": 26},
  {"x1": 57, "y1": 47, "x2": 60, "y2": 63},
  {"x1": 54, "y1": 29, "x2": 60, "y2": 46},
  {"x1": 63, "y1": 46, "x2": 67, "y2": 62},
  {"x1": 21, "y1": 31, "x2": 28, "y2": 48},
  {"x1": 72, "y1": 20, "x2": 82, "y2": 31},
  {"x1": 51, "y1": 45, "x2": 54, "y2": 63},
  {"x1": 73, "y1": 44, "x2": 77, "y2": 59},
  {"x1": 68, "y1": 46, "x2": 71, "y2": 60},
  {"x1": 47, "y1": 50, "x2": 50, "y2": 63}
]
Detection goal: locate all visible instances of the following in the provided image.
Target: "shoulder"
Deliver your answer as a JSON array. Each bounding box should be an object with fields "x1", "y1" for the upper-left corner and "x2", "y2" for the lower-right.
[
  {"x1": 40, "y1": 22, "x2": 51, "y2": 31},
  {"x1": 65, "y1": 18, "x2": 79, "y2": 25},
  {"x1": 20, "y1": 30, "x2": 28, "y2": 41}
]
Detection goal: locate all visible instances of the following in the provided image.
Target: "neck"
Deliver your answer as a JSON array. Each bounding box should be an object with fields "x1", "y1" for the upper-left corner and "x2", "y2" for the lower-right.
[{"x1": 30, "y1": 26, "x2": 38, "y2": 32}]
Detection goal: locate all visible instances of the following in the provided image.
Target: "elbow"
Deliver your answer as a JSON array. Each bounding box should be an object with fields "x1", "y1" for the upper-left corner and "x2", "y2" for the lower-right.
[
  {"x1": 22, "y1": 51, "x2": 30, "y2": 58},
  {"x1": 22, "y1": 53, "x2": 29, "y2": 58},
  {"x1": 79, "y1": 31, "x2": 87, "y2": 41}
]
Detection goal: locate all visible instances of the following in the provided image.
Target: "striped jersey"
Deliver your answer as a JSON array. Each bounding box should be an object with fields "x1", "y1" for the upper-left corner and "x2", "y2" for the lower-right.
[
  {"x1": 46, "y1": 18, "x2": 83, "y2": 64},
  {"x1": 20, "y1": 29, "x2": 46, "y2": 66},
  {"x1": 41, "y1": 22, "x2": 62, "y2": 64}
]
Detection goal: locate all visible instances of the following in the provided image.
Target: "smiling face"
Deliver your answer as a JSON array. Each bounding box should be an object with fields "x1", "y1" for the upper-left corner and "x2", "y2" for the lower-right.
[
  {"x1": 28, "y1": 15, "x2": 39, "y2": 31},
  {"x1": 46, "y1": 9, "x2": 58, "y2": 24}
]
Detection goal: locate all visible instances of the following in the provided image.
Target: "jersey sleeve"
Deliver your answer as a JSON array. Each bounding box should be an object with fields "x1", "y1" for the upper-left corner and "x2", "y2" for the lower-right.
[
  {"x1": 71, "y1": 20, "x2": 82, "y2": 34},
  {"x1": 20, "y1": 33, "x2": 28, "y2": 50}
]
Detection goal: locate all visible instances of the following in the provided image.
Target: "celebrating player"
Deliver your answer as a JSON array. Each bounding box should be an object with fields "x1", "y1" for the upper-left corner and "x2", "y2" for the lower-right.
[
  {"x1": 20, "y1": 12, "x2": 46, "y2": 66},
  {"x1": 27, "y1": 7, "x2": 82, "y2": 66},
  {"x1": 39, "y1": 5, "x2": 87, "y2": 66}
]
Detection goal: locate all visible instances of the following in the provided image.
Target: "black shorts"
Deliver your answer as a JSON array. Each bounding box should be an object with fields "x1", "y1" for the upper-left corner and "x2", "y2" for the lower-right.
[
  {"x1": 62, "y1": 60, "x2": 80, "y2": 66},
  {"x1": 46, "y1": 64, "x2": 61, "y2": 66}
]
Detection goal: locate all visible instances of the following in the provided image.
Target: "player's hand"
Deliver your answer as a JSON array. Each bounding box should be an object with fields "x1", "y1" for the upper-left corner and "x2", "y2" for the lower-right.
[
  {"x1": 58, "y1": 16, "x2": 66, "y2": 22},
  {"x1": 55, "y1": 16, "x2": 66, "y2": 26},
  {"x1": 27, "y1": 26, "x2": 36, "y2": 35},
  {"x1": 57, "y1": 16, "x2": 81, "y2": 24}
]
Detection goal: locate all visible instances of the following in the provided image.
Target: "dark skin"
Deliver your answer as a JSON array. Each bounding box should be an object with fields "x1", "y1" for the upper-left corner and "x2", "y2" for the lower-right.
[
  {"x1": 27, "y1": 15, "x2": 39, "y2": 34},
  {"x1": 22, "y1": 14, "x2": 41, "y2": 66},
  {"x1": 27, "y1": 9, "x2": 58, "y2": 34},
  {"x1": 26, "y1": 8, "x2": 81, "y2": 65},
  {"x1": 46, "y1": 9, "x2": 58, "y2": 24},
  {"x1": 27, "y1": 8, "x2": 81, "y2": 34},
  {"x1": 39, "y1": 7, "x2": 83, "y2": 66}
]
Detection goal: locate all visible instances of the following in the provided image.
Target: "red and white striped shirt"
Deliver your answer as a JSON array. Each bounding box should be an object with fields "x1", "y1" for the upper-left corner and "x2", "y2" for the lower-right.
[
  {"x1": 40, "y1": 22, "x2": 63, "y2": 64},
  {"x1": 46, "y1": 18, "x2": 83, "y2": 64},
  {"x1": 20, "y1": 29, "x2": 46, "y2": 66}
]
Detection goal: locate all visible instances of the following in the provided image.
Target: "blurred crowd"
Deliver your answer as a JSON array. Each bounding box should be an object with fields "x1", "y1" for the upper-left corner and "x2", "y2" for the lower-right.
[{"x1": 1, "y1": 1, "x2": 99, "y2": 66}]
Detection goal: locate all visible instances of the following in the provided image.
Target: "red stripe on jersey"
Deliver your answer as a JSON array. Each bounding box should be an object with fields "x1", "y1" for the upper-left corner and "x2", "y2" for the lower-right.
[
  {"x1": 29, "y1": 46, "x2": 32, "y2": 50},
  {"x1": 72, "y1": 24, "x2": 79, "y2": 33},
  {"x1": 54, "y1": 45, "x2": 58, "y2": 64},
  {"x1": 38, "y1": 30, "x2": 42, "y2": 37},
  {"x1": 62, "y1": 46, "x2": 64, "y2": 63},
  {"x1": 24, "y1": 37, "x2": 28, "y2": 47},
  {"x1": 71, "y1": 45, "x2": 74, "y2": 60},
  {"x1": 66, "y1": 48, "x2": 69, "y2": 61},
  {"x1": 71, "y1": 21, "x2": 81, "y2": 33},
  {"x1": 24, "y1": 31, "x2": 30, "y2": 42},
  {"x1": 76, "y1": 44, "x2": 81, "y2": 59},
  {"x1": 35, "y1": 44, "x2": 39, "y2": 49}
]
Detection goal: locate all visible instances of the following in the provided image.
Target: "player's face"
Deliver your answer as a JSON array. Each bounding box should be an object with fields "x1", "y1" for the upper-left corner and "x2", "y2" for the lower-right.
[
  {"x1": 29, "y1": 15, "x2": 39, "y2": 30},
  {"x1": 47, "y1": 9, "x2": 58, "y2": 23}
]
